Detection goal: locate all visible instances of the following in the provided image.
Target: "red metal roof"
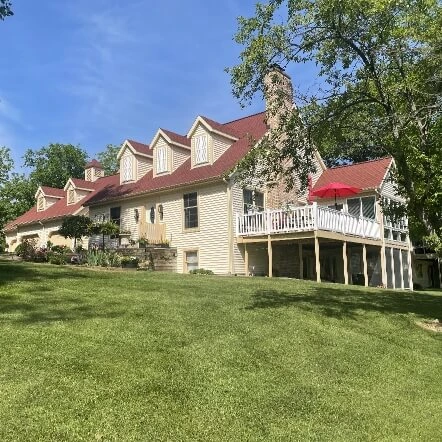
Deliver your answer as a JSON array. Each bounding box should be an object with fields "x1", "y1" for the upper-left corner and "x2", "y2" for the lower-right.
[
  {"x1": 4, "y1": 174, "x2": 119, "y2": 232},
  {"x1": 40, "y1": 186, "x2": 65, "y2": 198},
  {"x1": 85, "y1": 112, "x2": 267, "y2": 205},
  {"x1": 70, "y1": 178, "x2": 96, "y2": 190},
  {"x1": 200, "y1": 116, "x2": 240, "y2": 139},
  {"x1": 160, "y1": 129, "x2": 191, "y2": 148},
  {"x1": 127, "y1": 139, "x2": 152, "y2": 156},
  {"x1": 84, "y1": 159, "x2": 103, "y2": 169},
  {"x1": 313, "y1": 157, "x2": 393, "y2": 191}
]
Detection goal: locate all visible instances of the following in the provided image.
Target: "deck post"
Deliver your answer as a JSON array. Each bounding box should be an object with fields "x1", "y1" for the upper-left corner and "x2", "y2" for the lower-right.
[
  {"x1": 380, "y1": 244, "x2": 387, "y2": 287},
  {"x1": 267, "y1": 235, "x2": 273, "y2": 277},
  {"x1": 343, "y1": 241, "x2": 349, "y2": 285},
  {"x1": 362, "y1": 244, "x2": 368, "y2": 287},
  {"x1": 244, "y1": 243, "x2": 249, "y2": 276},
  {"x1": 398, "y1": 248, "x2": 404, "y2": 289},
  {"x1": 390, "y1": 247, "x2": 396, "y2": 289},
  {"x1": 407, "y1": 238, "x2": 414, "y2": 290},
  {"x1": 298, "y1": 243, "x2": 303, "y2": 279},
  {"x1": 314, "y1": 235, "x2": 321, "y2": 283}
]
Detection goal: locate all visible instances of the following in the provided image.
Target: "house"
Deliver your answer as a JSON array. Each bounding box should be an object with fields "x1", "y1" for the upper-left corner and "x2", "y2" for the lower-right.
[
  {"x1": 3, "y1": 161, "x2": 119, "y2": 251},
  {"x1": 3, "y1": 67, "x2": 412, "y2": 289}
]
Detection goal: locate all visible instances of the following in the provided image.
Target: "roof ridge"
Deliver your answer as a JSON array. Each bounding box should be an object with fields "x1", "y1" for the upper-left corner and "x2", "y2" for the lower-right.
[
  {"x1": 328, "y1": 156, "x2": 392, "y2": 170},
  {"x1": 222, "y1": 110, "x2": 266, "y2": 125}
]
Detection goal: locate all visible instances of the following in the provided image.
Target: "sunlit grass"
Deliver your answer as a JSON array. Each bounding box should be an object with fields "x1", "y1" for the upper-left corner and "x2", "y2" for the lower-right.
[{"x1": 0, "y1": 261, "x2": 441, "y2": 441}]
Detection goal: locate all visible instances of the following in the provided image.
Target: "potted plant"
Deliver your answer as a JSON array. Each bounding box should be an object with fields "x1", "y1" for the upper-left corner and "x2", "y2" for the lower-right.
[
  {"x1": 138, "y1": 236, "x2": 148, "y2": 248},
  {"x1": 121, "y1": 256, "x2": 139, "y2": 269}
]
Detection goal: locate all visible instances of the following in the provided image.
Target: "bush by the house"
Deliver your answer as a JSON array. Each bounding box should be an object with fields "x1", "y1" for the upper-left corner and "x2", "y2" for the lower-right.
[
  {"x1": 85, "y1": 251, "x2": 122, "y2": 268},
  {"x1": 121, "y1": 256, "x2": 139, "y2": 268},
  {"x1": 15, "y1": 239, "x2": 37, "y2": 261},
  {"x1": 189, "y1": 268, "x2": 214, "y2": 275}
]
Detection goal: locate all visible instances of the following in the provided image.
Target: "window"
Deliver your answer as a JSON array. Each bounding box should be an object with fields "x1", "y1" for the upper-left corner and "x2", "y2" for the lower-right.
[
  {"x1": 110, "y1": 206, "x2": 121, "y2": 228},
  {"x1": 122, "y1": 155, "x2": 133, "y2": 182},
  {"x1": 243, "y1": 189, "x2": 264, "y2": 213},
  {"x1": 184, "y1": 250, "x2": 198, "y2": 272},
  {"x1": 150, "y1": 206, "x2": 155, "y2": 224},
  {"x1": 184, "y1": 192, "x2": 198, "y2": 229},
  {"x1": 194, "y1": 135, "x2": 208, "y2": 164},
  {"x1": 347, "y1": 197, "x2": 376, "y2": 220},
  {"x1": 37, "y1": 196, "x2": 44, "y2": 211},
  {"x1": 68, "y1": 189, "x2": 75, "y2": 204},
  {"x1": 156, "y1": 146, "x2": 167, "y2": 173},
  {"x1": 158, "y1": 204, "x2": 164, "y2": 221},
  {"x1": 86, "y1": 169, "x2": 92, "y2": 181}
]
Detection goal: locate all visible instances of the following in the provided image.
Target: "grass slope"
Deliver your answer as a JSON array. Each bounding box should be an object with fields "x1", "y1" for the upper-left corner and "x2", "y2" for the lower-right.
[{"x1": 0, "y1": 261, "x2": 441, "y2": 441}]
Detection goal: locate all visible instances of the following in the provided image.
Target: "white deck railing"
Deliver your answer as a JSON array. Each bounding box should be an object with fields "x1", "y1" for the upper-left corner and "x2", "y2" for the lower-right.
[{"x1": 236, "y1": 203, "x2": 382, "y2": 240}]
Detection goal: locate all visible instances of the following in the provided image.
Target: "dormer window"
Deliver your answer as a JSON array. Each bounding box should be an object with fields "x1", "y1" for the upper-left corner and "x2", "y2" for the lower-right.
[
  {"x1": 37, "y1": 196, "x2": 44, "y2": 212},
  {"x1": 122, "y1": 155, "x2": 133, "y2": 182},
  {"x1": 68, "y1": 189, "x2": 75, "y2": 205},
  {"x1": 86, "y1": 169, "x2": 92, "y2": 181},
  {"x1": 156, "y1": 146, "x2": 167, "y2": 173},
  {"x1": 194, "y1": 135, "x2": 208, "y2": 164}
]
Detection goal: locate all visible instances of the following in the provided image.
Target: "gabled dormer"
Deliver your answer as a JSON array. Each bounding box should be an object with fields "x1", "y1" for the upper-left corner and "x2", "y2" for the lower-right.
[
  {"x1": 150, "y1": 129, "x2": 191, "y2": 177},
  {"x1": 84, "y1": 159, "x2": 104, "y2": 182},
  {"x1": 117, "y1": 140, "x2": 153, "y2": 185},
  {"x1": 63, "y1": 178, "x2": 94, "y2": 205},
  {"x1": 187, "y1": 116, "x2": 238, "y2": 168},
  {"x1": 35, "y1": 186, "x2": 64, "y2": 212}
]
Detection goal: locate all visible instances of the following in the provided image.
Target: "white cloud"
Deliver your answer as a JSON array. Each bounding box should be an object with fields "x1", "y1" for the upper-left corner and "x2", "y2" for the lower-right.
[{"x1": 0, "y1": 96, "x2": 22, "y2": 124}]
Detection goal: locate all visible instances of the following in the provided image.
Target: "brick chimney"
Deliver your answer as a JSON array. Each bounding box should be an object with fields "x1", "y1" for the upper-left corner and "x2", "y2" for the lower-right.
[{"x1": 263, "y1": 65, "x2": 294, "y2": 130}]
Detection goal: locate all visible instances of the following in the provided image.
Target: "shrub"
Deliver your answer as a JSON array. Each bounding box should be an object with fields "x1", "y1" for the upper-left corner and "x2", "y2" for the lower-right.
[
  {"x1": 189, "y1": 268, "x2": 214, "y2": 275},
  {"x1": 15, "y1": 239, "x2": 37, "y2": 261},
  {"x1": 85, "y1": 251, "x2": 122, "y2": 268},
  {"x1": 47, "y1": 251, "x2": 68, "y2": 265},
  {"x1": 121, "y1": 256, "x2": 139, "y2": 265}
]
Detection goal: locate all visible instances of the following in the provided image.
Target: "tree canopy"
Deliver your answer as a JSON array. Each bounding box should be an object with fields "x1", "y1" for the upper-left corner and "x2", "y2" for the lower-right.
[
  {"x1": 59, "y1": 215, "x2": 92, "y2": 249},
  {"x1": 97, "y1": 144, "x2": 121, "y2": 176},
  {"x1": 0, "y1": 0, "x2": 13, "y2": 20},
  {"x1": 229, "y1": 0, "x2": 442, "y2": 239},
  {"x1": 24, "y1": 143, "x2": 88, "y2": 189}
]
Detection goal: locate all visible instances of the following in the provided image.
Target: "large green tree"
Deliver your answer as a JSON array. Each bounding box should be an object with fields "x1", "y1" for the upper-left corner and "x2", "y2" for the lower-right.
[
  {"x1": 59, "y1": 215, "x2": 92, "y2": 249},
  {"x1": 0, "y1": 0, "x2": 13, "y2": 20},
  {"x1": 97, "y1": 143, "x2": 121, "y2": 175},
  {"x1": 24, "y1": 143, "x2": 88, "y2": 189},
  {"x1": 229, "y1": 0, "x2": 442, "y2": 239}
]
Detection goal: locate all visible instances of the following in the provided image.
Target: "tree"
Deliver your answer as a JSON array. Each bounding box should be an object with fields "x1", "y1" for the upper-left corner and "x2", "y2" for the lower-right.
[
  {"x1": 97, "y1": 144, "x2": 121, "y2": 175},
  {"x1": 24, "y1": 143, "x2": 88, "y2": 189},
  {"x1": 228, "y1": 0, "x2": 442, "y2": 240},
  {"x1": 0, "y1": 0, "x2": 13, "y2": 20},
  {"x1": 0, "y1": 146, "x2": 13, "y2": 184},
  {"x1": 59, "y1": 215, "x2": 92, "y2": 249}
]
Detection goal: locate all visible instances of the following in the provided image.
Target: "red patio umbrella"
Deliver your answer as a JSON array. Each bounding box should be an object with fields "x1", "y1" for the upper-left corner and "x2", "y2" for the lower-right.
[{"x1": 311, "y1": 182, "x2": 361, "y2": 209}]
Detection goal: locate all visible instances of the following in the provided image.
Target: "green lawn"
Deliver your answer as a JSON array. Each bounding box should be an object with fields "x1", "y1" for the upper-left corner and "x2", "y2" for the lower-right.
[{"x1": 0, "y1": 261, "x2": 441, "y2": 441}]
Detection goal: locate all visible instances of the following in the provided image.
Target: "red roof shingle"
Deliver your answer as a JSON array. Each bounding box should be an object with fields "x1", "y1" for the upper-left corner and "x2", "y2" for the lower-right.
[
  {"x1": 313, "y1": 157, "x2": 393, "y2": 191},
  {"x1": 4, "y1": 174, "x2": 120, "y2": 232},
  {"x1": 160, "y1": 129, "x2": 191, "y2": 148},
  {"x1": 40, "y1": 186, "x2": 65, "y2": 198},
  {"x1": 84, "y1": 159, "x2": 103, "y2": 169},
  {"x1": 127, "y1": 139, "x2": 152, "y2": 156},
  {"x1": 85, "y1": 112, "x2": 267, "y2": 205}
]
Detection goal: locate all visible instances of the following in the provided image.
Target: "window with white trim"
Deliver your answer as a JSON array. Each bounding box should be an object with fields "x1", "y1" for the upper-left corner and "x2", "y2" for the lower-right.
[
  {"x1": 184, "y1": 250, "x2": 198, "y2": 272},
  {"x1": 243, "y1": 189, "x2": 264, "y2": 214},
  {"x1": 347, "y1": 196, "x2": 376, "y2": 220},
  {"x1": 184, "y1": 192, "x2": 198, "y2": 229},
  {"x1": 122, "y1": 155, "x2": 133, "y2": 182},
  {"x1": 68, "y1": 189, "x2": 75, "y2": 204},
  {"x1": 37, "y1": 196, "x2": 44, "y2": 211},
  {"x1": 194, "y1": 135, "x2": 208, "y2": 164},
  {"x1": 156, "y1": 146, "x2": 167, "y2": 173}
]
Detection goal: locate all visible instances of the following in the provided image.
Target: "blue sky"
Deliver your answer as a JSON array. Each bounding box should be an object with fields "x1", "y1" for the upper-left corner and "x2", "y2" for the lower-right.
[{"x1": 0, "y1": 0, "x2": 317, "y2": 173}]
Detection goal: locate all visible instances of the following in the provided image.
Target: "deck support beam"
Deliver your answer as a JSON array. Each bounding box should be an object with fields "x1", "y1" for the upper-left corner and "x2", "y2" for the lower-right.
[
  {"x1": 343, "y1": 241, "x2": 348, "y2": 285},
  {"x1": 390, "y1": 247, "x2": 396, "y2": 289},
  {"x1": 362, "y1": 244, "x2": 368, "y2": 287},
  {"x1": 244, "y1": 243, "x2": 249, "y2": 276},
  {"x1": 380, "y1": 244, "x2": 387, "y2": 287},
  {"x1": 314, "y1": 235, "x2": 321, "y2": 283},
  {"x1": 298, "y1": 243, "x2": 303, "y2": 279},
  {"x1": 399, "y1": 248, "x2": 404, "y2": 289},
  {"x1": 267, "y1": 235, "x2": 273, "y2": 278}
]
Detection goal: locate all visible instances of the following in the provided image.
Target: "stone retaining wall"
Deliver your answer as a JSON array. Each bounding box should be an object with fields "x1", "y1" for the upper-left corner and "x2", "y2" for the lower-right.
[{"x1": 116, "y1": 247, "x2": 177, "y2": 272}]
